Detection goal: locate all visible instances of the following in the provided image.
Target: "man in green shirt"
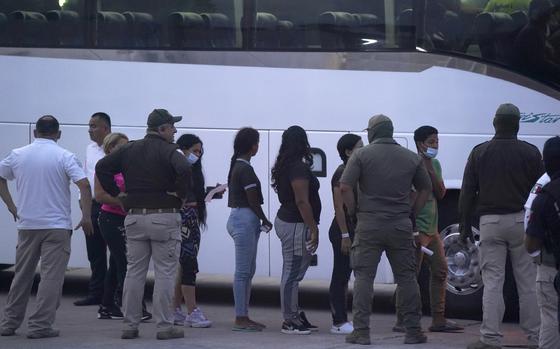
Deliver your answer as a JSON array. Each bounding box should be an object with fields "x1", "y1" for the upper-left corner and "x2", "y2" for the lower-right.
[{"x1": 394, "y1": 126, "x2": 463, "y2": 333}]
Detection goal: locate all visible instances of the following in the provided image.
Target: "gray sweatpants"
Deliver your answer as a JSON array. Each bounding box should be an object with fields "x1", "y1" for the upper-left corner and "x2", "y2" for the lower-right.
[
  {"x1": 122, "y1": 212, "x2": 181, "y2": 332},
  {"x1": 1, "y1": 229, "x2": 71, "y2": 334},
  {"x1": 275, "y1": 217, "x2": 312, "y2": 321}
]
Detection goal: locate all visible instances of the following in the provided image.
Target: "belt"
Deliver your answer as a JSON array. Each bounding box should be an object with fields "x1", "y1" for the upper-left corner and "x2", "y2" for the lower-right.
[{"x1": 128, "y1": 208, "x2": 179, "y2": 215}]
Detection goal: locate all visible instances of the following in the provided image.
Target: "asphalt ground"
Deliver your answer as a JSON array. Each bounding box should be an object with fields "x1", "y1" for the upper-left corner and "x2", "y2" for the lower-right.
[{"x1": 0, "y1": 269, "x2": 534, "y2": 349}]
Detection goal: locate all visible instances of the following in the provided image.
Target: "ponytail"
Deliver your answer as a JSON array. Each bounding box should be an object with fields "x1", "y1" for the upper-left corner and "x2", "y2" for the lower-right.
[
  {"x1": 228, "y1": 151, "x2": 239, "y2": 184},
  {"x1": 228, "y1": 127, "x2": 260, "y2": 184}
]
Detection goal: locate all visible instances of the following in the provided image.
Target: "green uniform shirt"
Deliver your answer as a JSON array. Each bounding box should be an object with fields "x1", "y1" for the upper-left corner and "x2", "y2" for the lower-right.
[
  {"x1": 340, "y1": 138, "x2": 432, "y2": 231},
  {"x1": 416, "y1": 159, "x2": 442, "y2": 235}
]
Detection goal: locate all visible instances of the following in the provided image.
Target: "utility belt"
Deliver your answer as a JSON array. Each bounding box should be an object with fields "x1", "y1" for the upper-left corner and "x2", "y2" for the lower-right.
[{"x1": 128, "y1": 208, "x2": 180, "y2": 215}]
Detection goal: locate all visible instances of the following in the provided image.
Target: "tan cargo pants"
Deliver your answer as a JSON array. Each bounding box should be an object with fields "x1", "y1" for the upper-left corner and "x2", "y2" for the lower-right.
[
  {"x1": 122, "y1": 212, "x2": 181, "y2": 332},
  {"x1": 478, "y1": 211, "x2": 539, "y2": 347},
  {"x1": 0, "y1": 229, "x2": 71, "y2": 334},
  {"x1": 536, "y1": 264, "x2": 559, "y2": 349}
]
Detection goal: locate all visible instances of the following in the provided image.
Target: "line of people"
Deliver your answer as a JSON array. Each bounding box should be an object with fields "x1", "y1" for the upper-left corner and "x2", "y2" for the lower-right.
[{"x1": 0, "y1": 105, "x2": 558, "y2": 348}]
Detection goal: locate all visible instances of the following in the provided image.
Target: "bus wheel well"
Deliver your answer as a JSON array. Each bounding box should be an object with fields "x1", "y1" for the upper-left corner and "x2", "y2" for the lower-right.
[{"x1": 417, "y1": 189, "x2": 518, "y2": 320}]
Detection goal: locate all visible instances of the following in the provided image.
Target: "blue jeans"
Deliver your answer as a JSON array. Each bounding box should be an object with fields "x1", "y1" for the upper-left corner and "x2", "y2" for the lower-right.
[{"x1": 226, "y1": 208, "x2": 261, "y2": 317}]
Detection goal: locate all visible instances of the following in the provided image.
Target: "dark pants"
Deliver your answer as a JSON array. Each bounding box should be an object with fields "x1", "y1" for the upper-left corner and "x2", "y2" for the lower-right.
[
  {"x1": 85, "y1": 201, "x2": 107, "y2": 299},
  {"x1": 328, "y1": 218, "x2": 354, "y2": 325},
  {"x1": 351, "y1": 220, "x2": 422, "y2": 333},
  {"x1": 98, "y1": 211, "x2": 127, "y2": 308}
]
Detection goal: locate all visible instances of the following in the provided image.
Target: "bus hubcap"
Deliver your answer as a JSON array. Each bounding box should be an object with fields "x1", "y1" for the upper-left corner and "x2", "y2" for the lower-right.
[{"x1": 440, "y1": 224, "x2": 483, "y2": 296}]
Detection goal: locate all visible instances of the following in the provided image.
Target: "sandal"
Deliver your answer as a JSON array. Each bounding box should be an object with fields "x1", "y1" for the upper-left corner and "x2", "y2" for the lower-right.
[
  {"x1": 429, "y1": 320, "x2": 464, "y2": 332},
  {"x1": 248, "y1": 320, "x2": 266, "y2": 329}
]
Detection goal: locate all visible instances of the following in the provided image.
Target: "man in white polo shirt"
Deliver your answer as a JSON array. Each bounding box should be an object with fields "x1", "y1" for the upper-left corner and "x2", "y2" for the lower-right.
[
  {"x1": 74, "y1": 112, "x2": 111, "y2": 306},
  {"x1": 0, "y1": 115, "x2": 93, "y2": 339}
]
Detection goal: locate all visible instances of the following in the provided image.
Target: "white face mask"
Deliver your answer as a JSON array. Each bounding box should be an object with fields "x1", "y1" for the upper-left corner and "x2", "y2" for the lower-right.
[
  {"x1": 186, "y1": 153, "x2": 199, "y2": 165},
  {"x1": 424, "y1": 147, "x2": 438, "y2": 159}
]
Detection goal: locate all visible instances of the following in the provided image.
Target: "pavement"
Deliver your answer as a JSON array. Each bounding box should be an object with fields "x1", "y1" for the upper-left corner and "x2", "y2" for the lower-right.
[{"x1": 0, "y1": 269, "x2": 534, "y2": 349}]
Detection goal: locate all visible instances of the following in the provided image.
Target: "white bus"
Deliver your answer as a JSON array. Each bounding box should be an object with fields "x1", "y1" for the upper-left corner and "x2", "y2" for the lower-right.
[{"x1": 0, "y1": 0, "x2": 559, "y2": 314}]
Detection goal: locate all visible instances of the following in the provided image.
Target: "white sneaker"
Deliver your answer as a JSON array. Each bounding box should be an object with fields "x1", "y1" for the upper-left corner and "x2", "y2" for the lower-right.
[
  {"x1": 174, "y1": 307, "x2": 186, "y2": 326},
  {"x1": 330, "y1": 322, "x2": 354, "y2": 334},
  {"x1": 186, "y1": 308, "x2": 212, "y2": 328}
]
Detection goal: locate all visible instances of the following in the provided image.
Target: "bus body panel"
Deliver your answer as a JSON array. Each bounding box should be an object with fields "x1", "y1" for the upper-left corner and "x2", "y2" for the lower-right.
[{"x1": 0, "y1": 52, "x2": 558, "y2": 283}]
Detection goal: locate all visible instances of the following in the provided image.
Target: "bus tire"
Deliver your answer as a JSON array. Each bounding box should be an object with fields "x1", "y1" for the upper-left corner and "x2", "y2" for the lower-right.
[{"x1": 436, "y1": 190, "x2": 484, "y2": 319}]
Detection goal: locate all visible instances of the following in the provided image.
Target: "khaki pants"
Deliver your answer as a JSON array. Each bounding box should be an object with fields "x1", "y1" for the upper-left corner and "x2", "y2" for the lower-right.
[
  {"x1": 478, "y1": 211, "x2": 540, "y2": 347},
  {"x1": 536, "y1": 264, "x2": 559, "y2": 349},
  {"x1": 122, "y1": 212, "x2": 181, "y2": 331},
  {"x1": 351, "y1": 221, "x2": 422, "y2": 333},
  {"x1": 396, "y1": 232, "x2": 447, "y2": 323},
  {"x1": 1, "y1": 229, "x2": 71, "y2": 334}
]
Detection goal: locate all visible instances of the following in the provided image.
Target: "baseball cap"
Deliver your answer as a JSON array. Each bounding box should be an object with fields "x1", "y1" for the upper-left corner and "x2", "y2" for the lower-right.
[
  {"x1": 363, "y1": 114, "x2": 392, "y2": 131},
  {"x1": 495, "y1": 103, "x2": 520, "y2": 119},
  {"x1": 147, "y1": 109, "x2": 182, "y2": 127}
]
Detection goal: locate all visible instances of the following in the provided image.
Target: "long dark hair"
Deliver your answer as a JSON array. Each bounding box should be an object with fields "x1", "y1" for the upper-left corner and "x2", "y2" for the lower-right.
[
  {"x1": 271, "y1": 125, "x2": 312, "y2": 190},
  {"x1": 228, "y1": 127, "x2": 260, "y2": 184},
  {"x1": 177, "y1": 134, "x2": 207, "y2": 228}
]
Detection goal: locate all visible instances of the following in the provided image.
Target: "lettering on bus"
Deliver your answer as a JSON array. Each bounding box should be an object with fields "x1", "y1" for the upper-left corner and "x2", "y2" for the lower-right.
[{"x1": 520, "y1": 113, "x2": 560, "y2": 124}]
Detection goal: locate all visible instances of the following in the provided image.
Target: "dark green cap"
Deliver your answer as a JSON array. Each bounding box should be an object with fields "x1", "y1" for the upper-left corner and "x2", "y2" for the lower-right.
[{"x1": 147, "y1": 109, "x2": 182, "y2": 127}]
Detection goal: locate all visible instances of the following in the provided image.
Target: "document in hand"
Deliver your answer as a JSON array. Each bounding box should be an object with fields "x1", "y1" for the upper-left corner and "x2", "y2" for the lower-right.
[{"x1": 205, "y1": 183, "x2": 228, "y2": 203}]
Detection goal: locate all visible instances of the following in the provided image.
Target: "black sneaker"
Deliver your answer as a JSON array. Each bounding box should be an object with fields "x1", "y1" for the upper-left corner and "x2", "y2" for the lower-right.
[
  {"x1": 98, "y1": 305, "x2": 124, "y2": 320},
  {"x1": 299, "y1": 311, "x2": 318, "y2": 332},
  {"x1": 141, "y1": 309, "x2": 152, "y2": 322},
  {"x1": 281, "y1": 320, "x2": 311, "y2": 335}
]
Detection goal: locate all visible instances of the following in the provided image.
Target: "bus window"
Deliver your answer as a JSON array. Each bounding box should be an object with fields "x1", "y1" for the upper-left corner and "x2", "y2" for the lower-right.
[
  {"x1": 252, "y1": 0, "x2": 415, "y2": 50},
  {"x1": 97, "y1": 0, "x2": 243, "y2": 49},
  {"x1": 1, "y1": 0, "x2": 86, "y2": 47},
  {"x1": 417, "y1": 0, "x2": 560, "y2": 87}
]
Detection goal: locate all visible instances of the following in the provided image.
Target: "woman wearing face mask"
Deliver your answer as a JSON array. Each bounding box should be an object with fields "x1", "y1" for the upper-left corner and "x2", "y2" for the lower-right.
[
  {"x1": 328, "y1": 134, "x2": 363, "y2": 335},
  {"x1": 226, "y1": 127, "x2": 271, "y2": 332},
  {"x1": 173, "y1": 134, "x2": 213, "y2": 328},
  {"x1": 271, "y1": 125, "x2": 321, "y2": 335},
  {"x1": 393, "y1": 125, "x2": 462, "y2": 333}
]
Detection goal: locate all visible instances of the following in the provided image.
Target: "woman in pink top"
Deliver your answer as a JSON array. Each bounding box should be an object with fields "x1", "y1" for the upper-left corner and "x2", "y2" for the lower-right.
[{"x1": 94, "y1": 133, "x2": 130, "y2": 319}]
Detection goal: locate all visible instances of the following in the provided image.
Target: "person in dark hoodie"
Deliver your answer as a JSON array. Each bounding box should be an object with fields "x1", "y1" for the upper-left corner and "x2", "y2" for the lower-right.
[
  {"x1": 459, "y1": 103, "x2": 544, "y2": 349},
  {"x1": 525, "y1": 136, "x2": 560, "y2": 348}
]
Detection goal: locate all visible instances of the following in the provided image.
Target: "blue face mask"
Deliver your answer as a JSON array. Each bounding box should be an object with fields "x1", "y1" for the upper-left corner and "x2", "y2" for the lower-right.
[
  {"x1": 424, "y1": 147, "x2": 438, "y2": 159},
  {"x1": 186, "y1": 153, "x2": 199, "y2": 165}
]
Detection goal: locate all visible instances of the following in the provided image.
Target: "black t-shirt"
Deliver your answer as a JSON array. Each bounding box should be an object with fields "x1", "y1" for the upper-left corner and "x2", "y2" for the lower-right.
[
  {"x1": 331, "y1": 164, "x2": 344, "y2": 191},
  {"x1": 331, "y1": 163, "x2": 356, "y2": 222},
  {"x1": 228, "y1": 159, "x2": 263, "y2": 208},
  {"x1": 276, "y1": 161, "x2": 321, "y2": 223}
]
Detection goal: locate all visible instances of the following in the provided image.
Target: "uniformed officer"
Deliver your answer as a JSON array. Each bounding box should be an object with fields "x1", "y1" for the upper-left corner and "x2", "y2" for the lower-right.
[
  {"x1": 459, "y1": 103, "x2": 542, "y2": 349},
  {"x1": 525, "y1": 136, "x2": 560, "y2": 349},
  {"x1": 96, "y1": 109, "x2": 190, "y2": 340},
  {"x1": 339, "y1": 114, "x2": 432, "y2": 345}
]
